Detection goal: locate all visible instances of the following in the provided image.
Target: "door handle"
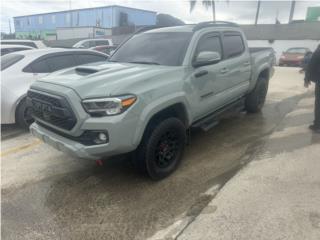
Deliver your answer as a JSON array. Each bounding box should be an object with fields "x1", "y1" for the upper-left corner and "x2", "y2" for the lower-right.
[
  {"x1": 194, "y1": 70, "x2": 208, "y2": 78},
  {"x1": 220, "y1": 68, "x2": 229, "y2": 74},
  {"x1": 244, "y1": 61, "x2": 250, "y2": 66}
]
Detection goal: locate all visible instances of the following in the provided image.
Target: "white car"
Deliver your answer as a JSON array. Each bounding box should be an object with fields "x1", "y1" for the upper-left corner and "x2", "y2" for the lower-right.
[
  {"x1": 1, "y1": 48, "x2": 109, "y2": 128},
  {"x1": 1, "y1": 39, "x2": 47, "y2": 49},
  {"x1": 1, "y1": 44, "x2": 34, "y2": 56},
  {"x1": 73, "y1": 39, "x2": 113, "y2": 48}
]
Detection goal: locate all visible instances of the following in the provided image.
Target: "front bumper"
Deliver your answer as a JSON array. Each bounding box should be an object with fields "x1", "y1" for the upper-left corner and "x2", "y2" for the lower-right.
[
  {"x1": 30, "y1": 121, "x2": 137, "y2": 160},
  {"x1": 28, "y1": 83, "x2": 142, "y2": 159}
]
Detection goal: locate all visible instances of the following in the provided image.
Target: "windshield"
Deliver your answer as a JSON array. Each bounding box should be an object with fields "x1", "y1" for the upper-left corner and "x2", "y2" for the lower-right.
[
  {"x1": 109, "y1": 32, "x2": 193, "y2": 66},
  {"x1": 1, "y1": 53, "x2": 24, "y2": 70},
  {"x1": 286, "y1": 48, "x2": 308, "y2": 54}
]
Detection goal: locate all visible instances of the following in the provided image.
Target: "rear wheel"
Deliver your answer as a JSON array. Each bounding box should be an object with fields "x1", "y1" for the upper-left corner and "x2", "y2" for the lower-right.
[
  {"x1": 245, "y1": 77, "x2": 268, "y2": 113},
  {"x1": 16, "y1": 99, "x2": 34, "y2": 130},
  {"x1": 133, "y1": 117, "x2": 186, "y2": 180}
]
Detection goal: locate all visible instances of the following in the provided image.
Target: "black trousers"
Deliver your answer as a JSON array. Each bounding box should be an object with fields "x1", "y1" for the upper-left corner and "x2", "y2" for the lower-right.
[{"x1": 315, "y1": 81, "x2": 320, "y2": 127}]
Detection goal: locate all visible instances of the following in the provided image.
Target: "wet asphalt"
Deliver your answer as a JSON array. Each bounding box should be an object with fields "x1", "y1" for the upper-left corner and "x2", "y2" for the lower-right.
[{"x1": 1, "y1": 67, "x2": 314, "y2": 240}]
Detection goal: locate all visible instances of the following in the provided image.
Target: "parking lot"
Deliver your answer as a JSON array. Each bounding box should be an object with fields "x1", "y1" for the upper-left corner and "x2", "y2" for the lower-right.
[{"x1": 1, "y1": 67, "x2": 314, "y2": 239}]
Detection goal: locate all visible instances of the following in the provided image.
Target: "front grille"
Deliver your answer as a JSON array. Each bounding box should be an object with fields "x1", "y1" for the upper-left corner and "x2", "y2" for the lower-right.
[{"x1": 27, "y1": 90, "x2": 77, "y2": 130}]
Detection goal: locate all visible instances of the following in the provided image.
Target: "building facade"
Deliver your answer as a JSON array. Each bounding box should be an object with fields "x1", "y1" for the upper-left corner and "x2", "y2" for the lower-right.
[{"x1": 13, "y1": 5, "x2": 156, "y2": 40}]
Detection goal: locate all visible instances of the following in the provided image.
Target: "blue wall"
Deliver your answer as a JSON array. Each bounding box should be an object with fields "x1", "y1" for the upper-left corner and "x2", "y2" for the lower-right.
[{"x1": 14, "y1": 6, "x2": 156, "y2": 32}]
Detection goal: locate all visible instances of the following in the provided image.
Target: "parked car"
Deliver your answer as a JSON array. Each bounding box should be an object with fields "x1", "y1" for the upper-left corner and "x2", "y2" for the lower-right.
[
  {"x1": 73, "y1": 39, "x2": 113, "y2": 48},
  {"x1": 1, "y1": 40, "x2": 46, "y2": 49},
  {"x1": 90, "y1": 45, "x2": 117, "y2": 55},
  {"x1": 28, "y1": 22, "x2": 275, "y2": 179},
  {"x1": 1, "y1": 44, "x2": 34, "y2": 56},
  {"x1": 279, "y1": 47, "x2": 311, "y2": 66},
  {"x1": 1, "y1": 48, "x2": 108, "y2": 129}
]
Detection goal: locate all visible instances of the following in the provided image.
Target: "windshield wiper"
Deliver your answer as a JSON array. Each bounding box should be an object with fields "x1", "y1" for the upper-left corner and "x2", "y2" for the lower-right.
[{"x1": 128, "y1": 61, "x2": 160, "y2": 65}]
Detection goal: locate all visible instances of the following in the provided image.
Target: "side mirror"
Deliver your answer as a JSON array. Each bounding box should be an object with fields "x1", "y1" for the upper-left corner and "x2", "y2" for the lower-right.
[{"x1": 193, "y1": 51, "x2": 221, "y2": 68}]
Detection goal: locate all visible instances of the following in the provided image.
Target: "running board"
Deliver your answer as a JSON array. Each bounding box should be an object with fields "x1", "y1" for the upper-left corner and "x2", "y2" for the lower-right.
[{"x1": 192, "y1": 98, "x2": 245, "y2": 132}]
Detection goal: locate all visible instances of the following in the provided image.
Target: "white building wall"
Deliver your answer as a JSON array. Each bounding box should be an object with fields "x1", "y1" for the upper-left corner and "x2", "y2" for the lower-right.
[{"x1": 57, "y1": 27, "x2": 111, "y2": 40}]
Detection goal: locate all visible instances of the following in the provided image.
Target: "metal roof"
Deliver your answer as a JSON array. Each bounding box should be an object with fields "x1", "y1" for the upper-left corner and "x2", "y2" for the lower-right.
[{"x1": 13, "y1": 5, "x2": 156, "y2": 19}]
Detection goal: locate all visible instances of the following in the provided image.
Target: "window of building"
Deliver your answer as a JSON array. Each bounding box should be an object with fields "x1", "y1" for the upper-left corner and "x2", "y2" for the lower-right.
[
  {"x1": 76, "y1": 12, "x2": 79, "y2": 26},
  {"x1": 39, "y1": 16, "x2": 43, "y2": 24},
  {"x1": 66, "y1": 13, "x2": 71, "y2": 24},
  {"x1": 52, "y1": 15, "x2": 56, "y2": 24},
  {"x1": 27, "y1": 18, "x2": 31, "y2": 26},
  {"x1": 119, "y1": 12, "x2": 128, "y2": 26},
  {"x1": 15, "y1": 20, "x2": 21, "y2": 27}
]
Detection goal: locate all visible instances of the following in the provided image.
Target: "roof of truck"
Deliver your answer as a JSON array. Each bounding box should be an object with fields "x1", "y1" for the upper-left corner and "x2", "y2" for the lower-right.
[{"x1": 144, "y1": 22, "x2": 240, "y2": 34}]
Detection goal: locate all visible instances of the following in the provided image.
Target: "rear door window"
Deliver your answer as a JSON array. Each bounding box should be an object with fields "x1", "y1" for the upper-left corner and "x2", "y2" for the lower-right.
[
  {"x1": 12, "y1": 47, "x2": 30, "y2": 52},
  {"x1": 1, "y1": 53, "x2": 25, "y2": 70},
  {"x1": 1, "y1": 41, "x2": 37, "y2": 48},
  {"x1": 46, "y1": 54, "x2": 77, "y2": 72},
  {"x1": 1, "y1": 49, "x2": 10, "y2": 56},
  {"x1": 223, "y1": 33, "x2": 245, "y2": 59},
  {"x1": 89, "y1": 41, "x2": 96, "y2": 48},
  {"x1": 95, "y1": 40, "x2": 109, "y2": 46},
  {"x1": 24, "y1": 59, "x2": 50, "y2": 73},
  {"x1": 75, "y1": 54, "x2": 108, "y2": 65}
]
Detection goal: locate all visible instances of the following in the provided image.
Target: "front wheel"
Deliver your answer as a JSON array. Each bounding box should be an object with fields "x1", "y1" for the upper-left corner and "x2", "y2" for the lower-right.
[
  {"x1": 133, "y1": 117, "x2": 186, "y2": 180},
  {"x1": 16, "y1": 99, "x2": 34, "y2": 130},
  {"x1": 245, "y1": 77, "x2": 268, "y2": 113}
]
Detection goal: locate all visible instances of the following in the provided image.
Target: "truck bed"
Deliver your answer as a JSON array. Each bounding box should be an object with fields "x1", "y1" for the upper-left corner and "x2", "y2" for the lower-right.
[
  {"x1": 249, "y1": 47, "x2": 274, "y2": 54},
  {"x1": 248, "y1": 47, "x2": 276, "y2": 91}
]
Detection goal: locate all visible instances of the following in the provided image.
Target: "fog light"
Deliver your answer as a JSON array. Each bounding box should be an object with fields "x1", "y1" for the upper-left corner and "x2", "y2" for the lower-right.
[
  {"x1": 93, "y1": 132, "x2": 108, "y2": 144},
  {"x1": 99, "y1": 133, "x2": 107, "y2": 141}
]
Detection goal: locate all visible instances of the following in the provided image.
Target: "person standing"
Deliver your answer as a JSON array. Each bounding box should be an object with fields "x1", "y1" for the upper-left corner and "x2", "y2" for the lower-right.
[
  {"x1": 305, "y1": 44, "x2": 320, "y2": 133},
  {"x1": 299, "y1": 51, "x2": 313, "y2": 73}
]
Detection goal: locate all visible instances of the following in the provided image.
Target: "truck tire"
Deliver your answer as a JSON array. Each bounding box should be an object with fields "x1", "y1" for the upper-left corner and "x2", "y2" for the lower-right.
[
  {"x1": 245, "y1": 77, "x2": 268, "y2": 113},
  {"x1": 133, "y1": 117, "x2": 186, "y2": 180},
  {"x1": 16, "y1": 99, "x2": 34, "y2": 130}
]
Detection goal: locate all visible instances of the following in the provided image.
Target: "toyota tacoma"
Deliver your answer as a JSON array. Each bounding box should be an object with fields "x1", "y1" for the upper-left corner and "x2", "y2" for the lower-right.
[{"x1": 28, "y1": 22, "x2": 275, "y2": 180}]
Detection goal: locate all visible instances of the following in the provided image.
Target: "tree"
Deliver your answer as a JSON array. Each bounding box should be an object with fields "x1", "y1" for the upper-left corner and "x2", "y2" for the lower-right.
[
  {"x1": 190, "y1": 0, "x2": 216, "y2": 21},
  {"x1": 156, "y1": 14, "x2": 185, "y2": 26},
  {"x1": 254, "y1": 0, "x2": 261, "y2": 25}
]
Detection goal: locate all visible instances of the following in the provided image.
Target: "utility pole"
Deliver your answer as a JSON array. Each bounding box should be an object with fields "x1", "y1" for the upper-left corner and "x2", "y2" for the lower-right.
[
  {"x1": 9, "y1": 19, "x2": 12, "y2": 34},
  {"x1": 255, "y1": 0, "x2": 261, "y2": 25},
  {"x1": 289, "y1": 0, "x2": 296, "y2": 23},
  {"x1": 212, "y1": 0, "x2": 216, "y2": 21}
]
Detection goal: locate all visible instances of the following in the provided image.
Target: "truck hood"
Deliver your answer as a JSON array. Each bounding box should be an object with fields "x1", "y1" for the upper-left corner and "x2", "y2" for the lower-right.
[{"x1": 37, "y1": 62, "x2": 184, "y2": 99}]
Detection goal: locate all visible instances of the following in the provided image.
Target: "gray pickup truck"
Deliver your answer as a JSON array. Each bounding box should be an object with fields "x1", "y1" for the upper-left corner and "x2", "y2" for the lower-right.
[{"x1": 28, "y1": 22, "x2": 275, "y2": 180}]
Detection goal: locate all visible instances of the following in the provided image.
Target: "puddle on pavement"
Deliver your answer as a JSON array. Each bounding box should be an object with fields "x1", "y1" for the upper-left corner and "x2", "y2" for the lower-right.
[{"x1": 1, "y1": 124, "x2": 28, "y2": 141}]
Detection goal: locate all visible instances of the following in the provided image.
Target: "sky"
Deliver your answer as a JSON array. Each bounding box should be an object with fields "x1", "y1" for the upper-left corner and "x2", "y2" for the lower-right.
[{"x1": 1, "y1": 0, "x2": 320, "y2": 33}]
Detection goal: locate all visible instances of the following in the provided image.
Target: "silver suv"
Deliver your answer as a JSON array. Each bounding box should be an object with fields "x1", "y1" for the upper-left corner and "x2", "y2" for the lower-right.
[{"x1": 28, "y1": 22, "x2": 275, "y2": 179}]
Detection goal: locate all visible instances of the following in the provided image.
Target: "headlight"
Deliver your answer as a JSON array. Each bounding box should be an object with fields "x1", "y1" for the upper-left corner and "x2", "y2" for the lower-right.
[{"x1": 82, "y1": 95, "x2": 137, "y2": 116}]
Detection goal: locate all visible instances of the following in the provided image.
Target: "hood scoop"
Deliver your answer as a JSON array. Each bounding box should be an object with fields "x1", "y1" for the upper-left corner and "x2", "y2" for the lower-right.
[{"x1": 75, "y1": 66, "x2": 103, "y2": 75}]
